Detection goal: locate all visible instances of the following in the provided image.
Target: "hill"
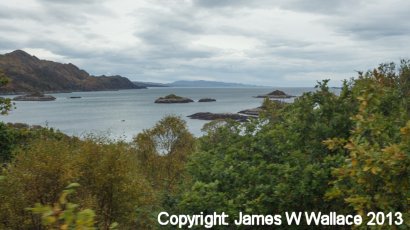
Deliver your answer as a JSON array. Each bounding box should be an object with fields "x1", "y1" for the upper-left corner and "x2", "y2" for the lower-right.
[
  {"x1": 0, "y1": 50, "x2": 142, "y2": 94},
  {"x1": 132, "y1": 81, "x2": 168, "y2": 88}
]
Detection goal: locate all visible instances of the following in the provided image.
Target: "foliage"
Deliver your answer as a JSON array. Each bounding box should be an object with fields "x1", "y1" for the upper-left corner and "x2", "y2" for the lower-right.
[
  {"x1": 0, "y1": 137, "x2": 88, "y2": 229},
  {"x1": 0, "y1": 137, "x2": 156, "y2": 229},
  {"x1": 1, "y1": 61, "x2": 409, "y2": 229},
  {"x1": 177, "y1": 80, "x2": 356, "y2": 218},
  {"x1": 177, "y1": 61, "x2": 410, "y2": 229},
  {"x1": 325, "y1": 62, "x2": 410, "y2": 227},
  {"x1": 77, "y1": 138, "x2": 157, "y2": 229},
  {"x1": 0, "y1": 122, "x2": 15, "y2": 162},
  {"x1": 133, "y1": 116, "x2": 196, "y2": 210},
  {"x1": 27, "y1": 183, "x2": 97, "y2": 230},
  {"x1": 0, "y1": 122, "x2": 68, "y2": 163},
  {"x1": 161, "y1": 94, "x2": 183, "y2": 99},
  {"x1": 0, "y1": 70, "x2": 13, "y2": 115}
]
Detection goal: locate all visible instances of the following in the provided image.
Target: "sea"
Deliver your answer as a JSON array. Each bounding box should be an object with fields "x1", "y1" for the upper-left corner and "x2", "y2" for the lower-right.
[{"x1": 0, "y1": 87, "x2": 318, "y2": 140}]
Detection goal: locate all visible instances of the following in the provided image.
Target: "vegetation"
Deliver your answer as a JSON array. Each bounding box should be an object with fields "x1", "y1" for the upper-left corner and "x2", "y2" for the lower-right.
[
  {"x1": 27, "y1": 183, "x2": 97, "y2": 229},
  {"x1": 0, "y1": 70, "x2": 13, "y2": 115},
  {"x1": 161, "y1": 94, "x2": 183, "y2": 99},
  {"x1": 0, "y1": 61, "x2": 409, "y2": 229}
]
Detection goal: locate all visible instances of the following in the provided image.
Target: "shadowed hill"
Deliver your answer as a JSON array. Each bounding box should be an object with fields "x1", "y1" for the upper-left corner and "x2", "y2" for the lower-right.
[{"x1": 0, "y1": 50, "x2": 143, "y2": 94}]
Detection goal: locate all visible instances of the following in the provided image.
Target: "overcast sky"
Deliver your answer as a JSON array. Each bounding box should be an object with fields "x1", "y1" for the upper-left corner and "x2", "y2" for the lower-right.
[{"x1": 1, "y1": 0, "x2": 409, "y2": 86}]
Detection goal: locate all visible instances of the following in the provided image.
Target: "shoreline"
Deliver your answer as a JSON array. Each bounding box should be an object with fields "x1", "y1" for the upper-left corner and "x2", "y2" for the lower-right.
[{"x1": 0, "y1": 88, "x2": 145, "y2": 96}]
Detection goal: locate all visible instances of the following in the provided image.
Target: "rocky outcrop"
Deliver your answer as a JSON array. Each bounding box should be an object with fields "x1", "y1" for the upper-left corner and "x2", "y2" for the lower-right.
[
  {"x1": 238, "y1": 107, "x2": 263, "y2": 117},
  {"x1": 198, "y1": 98, "x2": 216, "y2": 102},
  {"x1": 188, "y1": 112, "x2": 248, "y2": 122},
  {"x1": 0, "y1": 50, "x2": 142, "y2": 94},
  {"x1": 256, "y1": 90, "x2": 295, "y2": 98},
  {"x1": 155, "y1": 94, "x2": 194, "y2": 103},
  {"x1": 13, "y1": 92, "x2": 56, "y2": 101}
]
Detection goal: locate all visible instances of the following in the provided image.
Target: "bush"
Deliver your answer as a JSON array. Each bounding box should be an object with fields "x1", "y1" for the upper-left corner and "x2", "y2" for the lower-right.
[{"x1": 0, "y1": 137, "x2": 157, "y2": 229}]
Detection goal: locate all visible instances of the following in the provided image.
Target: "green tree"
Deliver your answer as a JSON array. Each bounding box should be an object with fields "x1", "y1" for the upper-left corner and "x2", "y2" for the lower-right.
[
  {"x1": 177, "y1": 61, "x2": 410, "y2": 229},
  {"x1": 0, "y1": 70, "x2": 13, "y2": 115},
  {"x1": 325, "y1": 62, "x2": 410, "y2": 227},
  {"x1": 0, "y1": 70, "x2": 15, "y2": 162},
  {"x1": 177, "y1": 80, "x2": 356, "y2": 219},
  {"x1": 0, "y1": 123, "x2": 68, "y2": 163},
  {"x1": 0, "y1": 122, "x2": 16, "y2": 162},
  {"x1": 133, "y1": 116, "x2": 196, "y2": 212}
]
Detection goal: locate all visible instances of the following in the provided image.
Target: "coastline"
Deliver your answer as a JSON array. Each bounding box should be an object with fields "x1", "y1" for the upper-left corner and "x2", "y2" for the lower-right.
[{"x1": 0, "y1": 88, "x2": 146, "y2": 96}]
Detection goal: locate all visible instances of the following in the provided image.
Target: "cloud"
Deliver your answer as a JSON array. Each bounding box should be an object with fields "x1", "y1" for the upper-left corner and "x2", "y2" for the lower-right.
[
  {"x1": 0, "y1": 0, "x2": 409, "y2": 86},
  {"x1": 192, "y1": 0, "x2": 362, "y2": 14},
  {"x1": 328, "y1": 1, "x2": 410, "y2": 40}
]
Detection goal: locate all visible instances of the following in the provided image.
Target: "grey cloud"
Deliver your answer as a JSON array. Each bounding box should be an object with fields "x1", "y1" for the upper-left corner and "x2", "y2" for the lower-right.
[
  {"x1": 192, "y1": 0, "x2": 363, "y2": 14},
  {"x1": 278, "y1": 0, "x2": 363, "y2": 14},
  {"x1": 0, "y1": 0, "x2": 113, "y2": 25},
  {"x1": 0, "y1": 0, "x2": 409, "y2": 86},
  {"x1": 132, "y1": 6, "x2": 216, "y2": 61},
  {"x1": 192, "y1": 0, "x2": 249, "y2": 8},
  {"x1": 37, "y1": 0, "x2": 103, "y2": 4},
  {"x1": 330, "y1": 15, "x2": 410, "y2": 40}
]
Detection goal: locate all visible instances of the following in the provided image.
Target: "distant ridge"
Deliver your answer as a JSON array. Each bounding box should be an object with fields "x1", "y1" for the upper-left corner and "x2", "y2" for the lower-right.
[
  {"x1": 139, "y1": 80, "x2": 267, "y2": 88},
  {"x1": 132, "y1": 81, "x2": 168, "y2": 88},
  {"x1": 168, "y1": 80, "x2": 267, "y2": 88},
  {"x1": 0, "y1": 50, "x2": 142, "y2": 94}
]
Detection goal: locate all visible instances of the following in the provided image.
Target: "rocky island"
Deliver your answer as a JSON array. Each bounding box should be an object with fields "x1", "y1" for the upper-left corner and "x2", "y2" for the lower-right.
[
  {"x1": 13, "y1": 92, "x2": 56, "y2": 101},
  {"x1": 238, "y1": 107, "x2": 263, "y2": 117},
  {"x1": 255, "y1": 90, "x2": 295, "y2": 99},
  {"x1": 188, "y1": 112, "x2": 248, "y2": 122},
  {"x1": 198, "y1": 98, "x2": 216, "y2": 102},
  {"x1": 155, "y1": 94, "x2": 194, "y2": 103}
]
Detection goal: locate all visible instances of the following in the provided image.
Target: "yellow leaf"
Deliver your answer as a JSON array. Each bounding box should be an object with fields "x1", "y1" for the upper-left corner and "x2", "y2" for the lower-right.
[
  {"x1": 352, "y1": 158, "x2": 358, "y2": 166},
  {"x1": 371, "y1": 167, "x2": 379, "y2": 175}
]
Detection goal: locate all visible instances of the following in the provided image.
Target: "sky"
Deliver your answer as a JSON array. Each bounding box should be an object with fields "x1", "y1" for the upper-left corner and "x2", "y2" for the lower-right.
[{"x1": 0, "y1": 0, "x2": 409, "y2": 86}]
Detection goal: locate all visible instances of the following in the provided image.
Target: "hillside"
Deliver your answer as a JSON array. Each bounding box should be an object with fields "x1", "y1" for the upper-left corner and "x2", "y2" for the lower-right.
[{"x1": 0, "y1": 50, "x2": 142, "y2": 94}]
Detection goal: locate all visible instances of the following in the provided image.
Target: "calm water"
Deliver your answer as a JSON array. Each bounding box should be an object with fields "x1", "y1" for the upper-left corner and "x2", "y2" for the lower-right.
[{"x1": 1, "y1": 87, "x2": 315, "y2": 140}]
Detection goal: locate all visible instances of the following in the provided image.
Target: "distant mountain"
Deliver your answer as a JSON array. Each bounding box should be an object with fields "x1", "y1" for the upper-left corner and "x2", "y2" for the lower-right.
[
  {"x1": 0, "y1": 50, "x2": 142, "y2": 94},
  {"x1": 132, "y1": 80, "x2": 267, "y2": 88},
  {"x1": 132, "y1": 81, "x2": 168, "y2": 88},
  {"x1": 167, "y1": 80, "x2": 267, "y2": 88}
]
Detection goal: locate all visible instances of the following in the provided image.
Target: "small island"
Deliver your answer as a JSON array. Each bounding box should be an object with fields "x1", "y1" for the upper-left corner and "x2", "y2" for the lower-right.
[
  {"x1": 188, "y1": 112, "x2": 248, "y2": 122},
  {"x1": 198, "y1": 98, "x2": 216, "y2": 102},
  {"x1": 238, "y1": 107, "x2": 263, "y2": 117},
  {"x1": 255, "y1": 90, "x2": 295, "y2": 99},
  {"x1": 13, "y1": 92, "x2": 56, "y2": 101},
  {"x1": 155, "y1": 94, "x2": 194, "y2": 103}
]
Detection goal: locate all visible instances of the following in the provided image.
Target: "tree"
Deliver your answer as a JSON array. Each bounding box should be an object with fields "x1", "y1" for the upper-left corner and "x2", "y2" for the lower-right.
[
  {"x1": 76, "y1": 139, "x2": 157, "y2": 229},
  {"x1": 0, "y1": 70, "x2": 13, "y2": 115},
  {"x1": 176, "y1": 83, "x2": 354, "y2": 225},
  {"x1": 0, "y1": 137, "x2": 156, "y2": 229},
  {"x1": 0, "y1": 70, "x2": 15, "y2": 162},
  {"x1": 0, "y1": 122, "x2": 15, "y2": 162},
  {"x1": 325, "y1": 62, "x2": 410, "y2": 227},
  {"x1": 177, "y1": 61, "x2": 410, "y2": 228},
  {"x1": 133, "y1": 116, "x2": 196, "y2": 209},
  {"x1": 27, "y1": 183, "x2": 97, "y2": 230}
]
